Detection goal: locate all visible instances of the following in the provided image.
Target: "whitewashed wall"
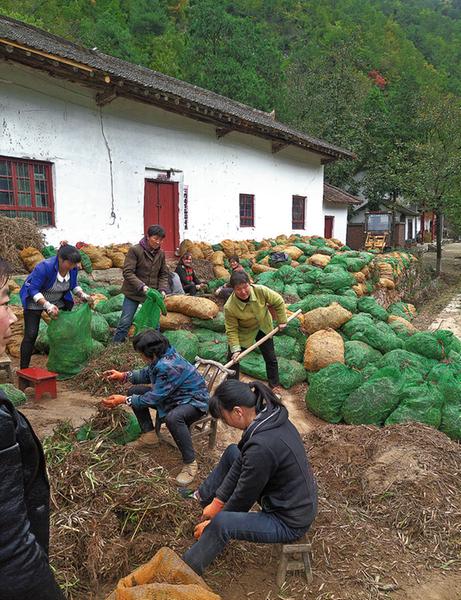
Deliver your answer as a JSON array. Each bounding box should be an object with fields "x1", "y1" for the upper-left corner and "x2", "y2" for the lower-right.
[
  {"x1": 0, "y1": 62, "x2": 343, "y2": 249},
  {"x1": 322, "y1": 202, "x2": 348, "y2": 243}
]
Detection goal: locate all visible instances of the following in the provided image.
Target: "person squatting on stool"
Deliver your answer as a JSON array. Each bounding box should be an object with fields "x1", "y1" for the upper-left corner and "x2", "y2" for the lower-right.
[
  {"x1": 181, "y1": 379, "x2": 317, "y2": 575},
  {"x1": 102, "y1": 329, "x2": 210, "y2": 486}
]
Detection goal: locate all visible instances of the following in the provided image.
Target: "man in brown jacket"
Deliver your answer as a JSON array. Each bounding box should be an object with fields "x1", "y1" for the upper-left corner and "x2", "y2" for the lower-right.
[{"x1": 113, "y1": 225, "x2": 169, "y2": 342}]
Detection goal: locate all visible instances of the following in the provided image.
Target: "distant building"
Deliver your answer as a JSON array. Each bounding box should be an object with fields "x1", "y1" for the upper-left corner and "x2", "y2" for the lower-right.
[{"x1": 0, "y1": 16, "x2": 355, "y2": 253}]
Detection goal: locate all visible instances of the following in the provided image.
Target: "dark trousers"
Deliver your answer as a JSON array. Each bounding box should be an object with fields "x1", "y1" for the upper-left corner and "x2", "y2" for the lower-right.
[
  {"x1": 182, "y1": 444, "x2": 309, "y2": 575},
  {"x1": 20, "y1": 310, "x2": 43, "y2": 369},
  {"x1": 228, "y1": 330, "x2": 279, "y2": 387},
  {"x1": 128, "y1": 385, "x2": 203, "y2": 463}
]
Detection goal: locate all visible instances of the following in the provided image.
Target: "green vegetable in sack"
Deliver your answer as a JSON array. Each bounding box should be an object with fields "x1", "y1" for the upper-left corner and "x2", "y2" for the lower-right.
[
  {"x1": 164, "y1": 330, "x2": 199, "y2": 363},
  {"x1": 192, "y1": 312, "x2": 226, "y2": 332},
  {"x1": 91, "y1": 311, "x2": 111, "y2": 344},
  {"x1": 0, "y1": 383, "x2": 27, "y2": 406},
  {"x1": 344, "y1": 341, "x2": 382, "y2": 370}
]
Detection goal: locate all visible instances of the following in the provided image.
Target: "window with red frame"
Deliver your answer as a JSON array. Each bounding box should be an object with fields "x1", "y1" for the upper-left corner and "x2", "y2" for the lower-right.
[
  {"x1": 239, "y1": 193, "x2": 254, "y2": 227},
  {"x1": 292, "y1": 195, "x2": 306, "y2": 229},
  {"x1": 0, "y1": 157, "x2": 54, "y2": 226}
]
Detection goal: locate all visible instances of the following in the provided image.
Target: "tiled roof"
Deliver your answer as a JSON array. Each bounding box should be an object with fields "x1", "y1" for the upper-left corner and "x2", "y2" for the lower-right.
[
  {"x1": 324, "y1": 183, "x2": 361, "y2": 205},
  {"x1": 0, "y1": 15, "x2": 355, "y2": 161}
]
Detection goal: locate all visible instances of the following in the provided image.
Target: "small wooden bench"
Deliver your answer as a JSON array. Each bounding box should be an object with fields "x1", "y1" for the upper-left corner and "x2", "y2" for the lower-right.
[{"x1": 276, "y1": 536, "x2": 313, "y2": 588}]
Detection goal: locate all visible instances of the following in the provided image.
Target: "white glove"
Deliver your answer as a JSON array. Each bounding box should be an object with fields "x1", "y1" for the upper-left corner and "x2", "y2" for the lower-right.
[
  {"x1": 43, "y1": 301, "x2": 59, "y2": 317},
  {"x1": 142, "y1": 285, "x2": 149, "y2": 294}
]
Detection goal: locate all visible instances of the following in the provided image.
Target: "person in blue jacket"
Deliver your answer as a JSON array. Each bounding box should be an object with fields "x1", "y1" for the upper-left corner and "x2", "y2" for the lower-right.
[
  {"x1": 102, "y1": 329, "x2": 210, "y2": 486},
  {"x1": 0, "y1": 257, "x2": 65, "y2": 600},
  {"x1": 19, "y1": 244, "x2": 92, "y2": 369},
  {"x1": 181, "y1": 379, "x2": 317, "y2": 576}
]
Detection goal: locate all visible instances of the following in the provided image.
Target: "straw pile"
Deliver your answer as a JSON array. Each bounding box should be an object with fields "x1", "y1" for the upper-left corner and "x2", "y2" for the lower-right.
[
  {"x1": 303, "y1": 422, "x2": 461, "y2": 598},
  {"x1": 0, "y1": 215, "x2": 44, "y2": 271}
]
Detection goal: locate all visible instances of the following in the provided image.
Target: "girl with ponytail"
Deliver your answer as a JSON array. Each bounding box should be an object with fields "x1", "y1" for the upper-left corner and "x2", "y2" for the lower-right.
[{"x1": 182, "y1": 379, "x2": 317, "y2": 577}]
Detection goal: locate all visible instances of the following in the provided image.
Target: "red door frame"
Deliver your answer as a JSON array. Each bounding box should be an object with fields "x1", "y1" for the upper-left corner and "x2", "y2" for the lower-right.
[
  {"x1": 143, "y1": 179, "x2": 179, "y2": 256},
  {"x1": 324, "y1": 215, "x2": 334, "y2": 238}
]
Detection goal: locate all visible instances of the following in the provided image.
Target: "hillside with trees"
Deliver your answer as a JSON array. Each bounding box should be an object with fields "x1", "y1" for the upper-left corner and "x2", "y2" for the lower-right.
[{"x1": 1, "y1": 0, "x2": 461, "y2": 244}]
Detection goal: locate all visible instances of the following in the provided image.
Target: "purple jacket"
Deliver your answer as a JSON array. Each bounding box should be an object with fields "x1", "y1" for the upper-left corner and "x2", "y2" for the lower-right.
[{"x1": 19, "y1": 256, "x2": 79, "y2": 308}]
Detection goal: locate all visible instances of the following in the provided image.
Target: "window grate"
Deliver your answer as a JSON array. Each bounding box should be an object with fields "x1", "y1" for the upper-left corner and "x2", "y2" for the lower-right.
[
  {"x1": 292, "y1": 195, "x2": 306, "y2": 229},
  {"x1": 239, "y1": 193, "x2": 254, "y2": 227}
]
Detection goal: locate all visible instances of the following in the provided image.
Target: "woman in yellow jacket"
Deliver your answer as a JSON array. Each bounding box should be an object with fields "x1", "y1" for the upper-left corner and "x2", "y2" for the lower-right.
[{"x1": 224, "y1": 271, "x2": 287, "y2": 391}]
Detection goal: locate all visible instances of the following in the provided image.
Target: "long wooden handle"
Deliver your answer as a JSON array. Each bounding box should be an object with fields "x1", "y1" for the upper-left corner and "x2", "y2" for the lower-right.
[{"x1": 224, "y1": 309, "x2": 302, "y2": 368}]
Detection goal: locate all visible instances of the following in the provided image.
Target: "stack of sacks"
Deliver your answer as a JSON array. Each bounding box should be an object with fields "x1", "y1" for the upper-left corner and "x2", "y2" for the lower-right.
[{"x1": 19, "y1": 247, "x2": 44, "y2": 272}]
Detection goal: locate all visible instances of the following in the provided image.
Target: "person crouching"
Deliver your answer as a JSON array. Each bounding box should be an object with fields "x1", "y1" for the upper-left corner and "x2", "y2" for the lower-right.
[{"x1": 102, "y1": 329, "x2": 209, "y2": 486}]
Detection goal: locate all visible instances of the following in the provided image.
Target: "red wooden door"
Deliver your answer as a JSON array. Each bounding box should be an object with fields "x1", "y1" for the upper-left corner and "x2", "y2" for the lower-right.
[
  {"x1": 324, "y1": 216, "x2": 334, "y2": 238},
  {"x1": 144, "y1": 180, "x2": 179, "y2": 255}
]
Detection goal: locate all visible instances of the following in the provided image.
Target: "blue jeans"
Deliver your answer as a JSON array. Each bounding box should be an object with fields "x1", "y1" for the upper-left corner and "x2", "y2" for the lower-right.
[
  {"x1": 182, "y1": 444, "x2": 309, "y2": 575},
  {"x1": 113, "y1": 296, "x2": 139, "y2": 342}
]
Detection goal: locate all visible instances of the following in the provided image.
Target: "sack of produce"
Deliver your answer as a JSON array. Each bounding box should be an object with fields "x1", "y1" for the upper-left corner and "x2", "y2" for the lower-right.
[
  {"x1": 165, "y1": 295, "x2": 219, "y2": 319},
  {"x1": 304, "y1": 329, "x2": 344, "y2": 371},
  {"x1": 302, "y1": 303, "x2": 352, "y2": 335}
]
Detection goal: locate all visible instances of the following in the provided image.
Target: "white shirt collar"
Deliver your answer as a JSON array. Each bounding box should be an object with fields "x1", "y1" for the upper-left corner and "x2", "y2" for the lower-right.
[{"x1": 57, "y1": 272, "x2": 70, "y2": 283}]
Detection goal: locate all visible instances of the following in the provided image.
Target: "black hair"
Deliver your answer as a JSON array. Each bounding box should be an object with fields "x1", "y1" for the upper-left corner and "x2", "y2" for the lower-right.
[
  {"x1": 57, "y1": 244, "x2": 81, "y2": 264},
  {"x1": 132, "y1": 328, "x2": 170, "y2": 359},
  {"x1": 147, "y1": 225, "x2": 166, "y2": 238},
  {"x1": 0, "y1": 258, "x2": 12, "y2": 288},
  {"x1": 180, "y1": 252, "x2": 192, "y2": 264},
  {"x1": 229, "y1": 270, "x2": 250, "y2": 288},
  {"x1": 229, "y1": 255, "x2": 240, "y2": 263},
  {"x1": 209, "y1": 379, "x2": 283, "y2": 419}
]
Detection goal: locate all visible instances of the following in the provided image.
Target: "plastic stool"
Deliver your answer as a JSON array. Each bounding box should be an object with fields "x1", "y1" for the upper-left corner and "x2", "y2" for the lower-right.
[
  {"x1": 276, "y1": 536, "x2": 313, "y2": 588},
  {"x1": 0, "y1": 355, "x2": 13, "y2": 383},
  {"x1": 16, "y1": 367, "x2": 58, "y2": 401}
]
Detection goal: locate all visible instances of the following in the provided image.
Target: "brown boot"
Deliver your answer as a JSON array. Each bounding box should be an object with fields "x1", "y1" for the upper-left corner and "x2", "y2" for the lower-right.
[
  {"x1": 176, "y1": 460, "x2": 198, "y2": 486},
  {"x1": 127, "y1": 431, "x2": 159, "y2": 450}
]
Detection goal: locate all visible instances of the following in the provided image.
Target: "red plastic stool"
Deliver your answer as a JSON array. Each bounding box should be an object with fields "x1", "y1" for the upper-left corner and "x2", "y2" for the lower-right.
[{"x1": 17, "y1": 367, "x2": 58, "y2": 401}]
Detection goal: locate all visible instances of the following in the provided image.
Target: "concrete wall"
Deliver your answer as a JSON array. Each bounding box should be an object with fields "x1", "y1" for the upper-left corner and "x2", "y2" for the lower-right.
[{"x1": 0, "y1": 62, "x2": 341, "y2": 248}]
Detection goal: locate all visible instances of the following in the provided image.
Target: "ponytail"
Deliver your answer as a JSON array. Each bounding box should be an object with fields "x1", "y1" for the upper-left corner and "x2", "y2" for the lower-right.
[{"x1": 209, "y1": 379, "x2": 283, "y2": 419}]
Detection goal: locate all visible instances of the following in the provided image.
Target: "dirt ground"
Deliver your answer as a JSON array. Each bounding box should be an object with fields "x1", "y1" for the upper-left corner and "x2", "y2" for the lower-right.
[{"x1": 12, "y1": 245, "x2": 461, "y2": 600}]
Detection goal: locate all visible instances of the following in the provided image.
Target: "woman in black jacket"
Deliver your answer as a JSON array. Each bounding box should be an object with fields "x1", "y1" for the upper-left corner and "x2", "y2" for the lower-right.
[
  {"x1": 0, "y1": 257, "x2": 64, "y2": 600},
  {"x1": 175, "y1": 252, "x2": 206, "y2": 295},
  {"x1": 182, "y1": 379, "x2": 317, "y2": 575}
]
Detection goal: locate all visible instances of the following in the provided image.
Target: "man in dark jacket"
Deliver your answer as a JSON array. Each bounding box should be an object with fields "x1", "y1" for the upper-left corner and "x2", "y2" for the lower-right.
[
  {"x1": 182, "y1": 379, "x2": 317, "y2": 575},
  {"x1": 113, "y1": 224, "x2": 170, "y2": 342},
  {"x1": 0, "y1": 257, "x2": 65, "y2": 600}
]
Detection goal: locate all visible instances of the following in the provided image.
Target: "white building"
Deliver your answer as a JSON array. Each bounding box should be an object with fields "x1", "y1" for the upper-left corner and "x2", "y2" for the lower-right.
[{"x1": 0, "y1": 16, "x2": 354, "y2": 255}]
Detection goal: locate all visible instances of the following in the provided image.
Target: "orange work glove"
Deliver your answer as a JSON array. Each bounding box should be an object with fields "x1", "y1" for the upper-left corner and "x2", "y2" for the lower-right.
[
  {"x1": 102, "y1": 394, "x2": 127, "y2": 408},
  {"x1": 202, "y1": 498, "x2": 225, "y2": 521},
  {"x1": 194, "y1": 520, "x2": 211, "y2": 540},
  {"x1": 103, "y1": 369, "x2": 126, "y2": 381}
]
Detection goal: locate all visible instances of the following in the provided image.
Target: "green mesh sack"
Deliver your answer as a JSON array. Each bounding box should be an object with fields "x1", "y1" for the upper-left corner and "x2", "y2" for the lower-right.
[
  {"x1": 297, "y1": 255, "x2": 307, "y2": 263},
  {"x1": 440, "y1": 399, "x2": 461, "y2": 440},
  {"x1": 103, "y1": 311, "x2": 122, "y2": 328},
  {"x1": 330, "y1": 254, "x2": 368, "y2": 272},
  {"x1": 274, "y1": 335, "x2": 304, "y2": 363},
  {"x1": 362, "y1": 364, "x2": 379, "y2": 380},
  {"x1": 90, "y1": 339, "x2": 105, "y2": 356},
  {"x1": 306, "y1": 363, "x2": 363, "y2": 423},
  {"x1": 90, "y1": 311, "x2": 111, "y2": 344},
  {"x1": 277, "y1": 265, "x2": 298, "y2": 284},
  {"x1": 193, "y1": 328, "x2": 227, "y2": 344},
  {"x1": 344, "y1": 341, "x2": 382, "y2": 370},
  {"x1": 342, "y1": 367, "x2": 402, "y2": 425},
  {"x1": 284, "y1": 284, "x2": 299, "y2": 299},
  {"x1": 309, "y1": 237, "x2": 328, "y2": 248},
  {"x1": 279, "y1": 358, "x2": 307, "y2": 389},
  {"x1": 385, "y1": 383, "x2": 444, "y2": 428},
  {"x1": 341, "y1": 313, "x2": 374, "y2": 338},
  {"x1": 255, "y1": 271, "x2": 278, "y2": 287},
  {"x1": 42, "y1": 245, "x2": 57, "y2": 258},
  {"x1": 303, "y1": 268, "x2": 323, "y2": 285},
  {"x1": 207, "y1": 278, "x2": 226, "y2": 293},
  {"x1": 404, "y1": 332, "x2": 446, "y2": 361},
  {"x1": 266, "y1": 279, "x2": 285, "y2": 294},
  {"x1": 289, "y1": 294, "x2": 357, "y2": 314},
  {"x1": 133, "y1": 289, "x2": 167, "y2": 334},
  {"x1": 317, "y1": 270, "x2": 355, "y2": 292},
  {"x1": 351, "y1": 324, "x2": 403, "y2": 353},
  {"x1": 357, "y1": 297, "x2": 388, "y2": 321},
  {"x1": 212, "y1": 243, "x2": 223, "y2": 252},
  {"x1": 79, "y1": 249, "x2": 93, "y2": 274},
  {"x1": 104, "y1": 285, "x2": 122, "y2": 297},
  {"x1": 192, "y1": 312, "x2": 226, "y2": 332},
  {"x1": 431, "y1": 330, "x2": 461, "y2": 355},
  {"x1": 164, "y1": 330, "x2": 199, "y2": 363},
  {"x1": 0, "y1": 383, "x2": 27, "y2": 406},
  {"x1": 376, "y1": 349, "x2": 435, "y2": 376},
  {"x1": 105, "y1": 293, "x2": 125, "y2": 313},
  {"x1": 240, "y1": 353, "x2": 267, "y2": 380},
  {"x1": 280, "y1": 317, "x2": 305, "y2": 345},
  {"x1": 387, "y1": 302, "x2": 415, "y2": 322},
  {"x1": 389, "y1": 320, "x2": 413, "y2": 340},
  {"x1": 293, "y1": 243, "x2": 318, "y2": 256},
  {"x1": 297, "y1": 283, "x2": 315, "y2": 297},
  {"x1": 35, "y1": 320, "x2": 49, "y2": 354},
  {"x1": 197, "y1": 338, "x2": 228, "y2": 363},
  {"x1": 47, "y1": 303, "x2": 93, "y2": 379},
  {"x1": 9, "y1": 293, "x2": 21, "y2": 306}
]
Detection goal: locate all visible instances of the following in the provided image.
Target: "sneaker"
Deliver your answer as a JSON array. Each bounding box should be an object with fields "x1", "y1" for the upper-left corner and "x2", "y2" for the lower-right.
[
  {"x1": 176, "y1": 460, "x2": 198, "y2": 486},
  {"x1": 127, "y1": 431, "x2": 159, "y2": 450}
]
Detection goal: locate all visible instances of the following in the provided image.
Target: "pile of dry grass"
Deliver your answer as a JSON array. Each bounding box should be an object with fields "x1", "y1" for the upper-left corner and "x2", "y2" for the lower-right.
[
  {"x1": 45, "y1": 416, "x2": 198, "y2": 600},
  {"x1": 73, "y1": 342, "x2": 144, "y2": 396},
  {"x1": 304, "y1": 423, "x2": 461, "y2": 598},
  {"x1": 0, "y1": 215, "x2": 45, "y2": 271}
]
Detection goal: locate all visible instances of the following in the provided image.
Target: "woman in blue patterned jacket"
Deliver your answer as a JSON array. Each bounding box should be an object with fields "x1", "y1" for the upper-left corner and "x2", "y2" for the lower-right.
[{"x1": 102, "y1": 329, "x2": 209, "y2": 486}]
